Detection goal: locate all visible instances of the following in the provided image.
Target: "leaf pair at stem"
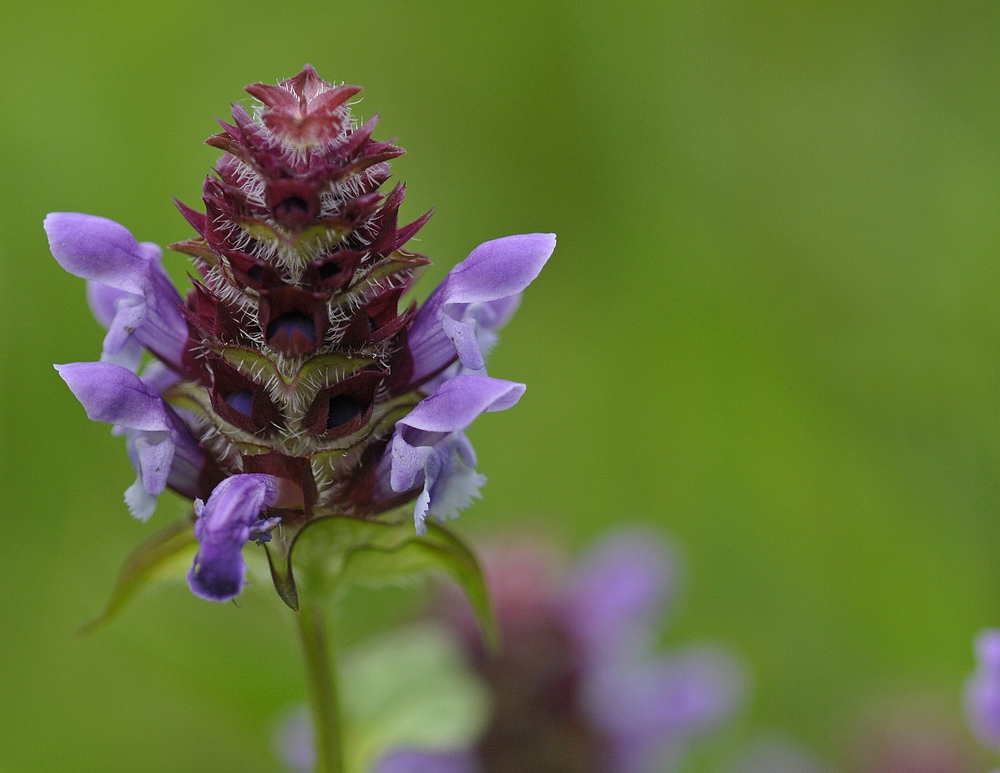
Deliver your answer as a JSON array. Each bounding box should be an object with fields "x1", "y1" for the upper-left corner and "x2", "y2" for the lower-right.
[{"x1": 79, "y1": 511, "x2": 497, "y2": 652}]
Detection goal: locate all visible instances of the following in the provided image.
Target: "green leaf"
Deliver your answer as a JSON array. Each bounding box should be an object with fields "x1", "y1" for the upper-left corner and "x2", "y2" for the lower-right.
[
  {"x1": 78, "y1": 516, "x2": 197, "y2": 635},
  {"x1": 340, "y1": 624, "x2": 490, "y2": 773},
  {"x1": 291, "y1": 516, "x2": 498, "y2": 650},
  {"x1": 263, "y1": 517, "x2": 303, "y2": 612}
]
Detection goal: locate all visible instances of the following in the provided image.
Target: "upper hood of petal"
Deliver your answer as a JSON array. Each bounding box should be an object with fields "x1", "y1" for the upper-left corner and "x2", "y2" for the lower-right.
[
  {"x1": 45, "y1": 213, "x2": 152, "y2": 294},
  {"x1": 55, "y1": 361, "x2": 170, "y2": 431},
  {"x1": 398, "y1": 374, "x2": 525, "y2": 438},
  {"x1": 406, "y1": 233, "x2": 555, "y2": 386},
  {"x1": 46, "y1": 213, "x2": 188, "y2": 370}
]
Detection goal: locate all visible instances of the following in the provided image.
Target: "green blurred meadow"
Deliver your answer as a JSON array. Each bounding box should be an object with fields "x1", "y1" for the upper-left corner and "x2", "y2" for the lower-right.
[{"x1": 3, "y1": 1, "x2": 1000, "y2": 770}]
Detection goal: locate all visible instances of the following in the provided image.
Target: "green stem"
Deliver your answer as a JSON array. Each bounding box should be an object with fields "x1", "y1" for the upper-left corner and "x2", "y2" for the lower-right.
[{"x1": 296, "y1": 600, "x2": 345, "y2": 773}]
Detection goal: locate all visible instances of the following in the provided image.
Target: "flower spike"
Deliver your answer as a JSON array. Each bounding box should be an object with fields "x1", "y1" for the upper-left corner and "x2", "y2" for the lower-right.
[{"x1": 49, "y1": 65, "x2": 552, "y2": 603}]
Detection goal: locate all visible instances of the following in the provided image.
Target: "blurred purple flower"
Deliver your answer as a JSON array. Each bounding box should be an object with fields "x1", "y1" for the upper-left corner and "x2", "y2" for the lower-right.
[
  {"x1": 47, "y1": 67, "x2": 552, "y2": 604},
  {"x1": 366, "y1": 531, "x2": 744, "y2": 773},
  {"x1": 965, "y1": 629, "x2": 1000, "y2": 754}
]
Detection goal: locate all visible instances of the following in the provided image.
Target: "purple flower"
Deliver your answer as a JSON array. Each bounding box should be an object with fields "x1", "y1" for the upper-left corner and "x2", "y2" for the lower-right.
[
  {"x1": 367, "y1": 531, "x2": 744, "y2": 773},
  {"x1": 188, "y1": 474, "x2": 280, "y2": 602},
  {"x1": 45, "y1": 213, "x2": 188, "y2": 371},
  {"x1": 386, "y1": 374, "x2": 525, "y2": 533},
  {"x1": 48, "y1": 65, "x2": 552, "y2": 603},
  {"x1": 406, "y1": 233, "x2": 555, "y2": 387},
  {"x1": 966, "y1": 629, "x2": 1000, "y2": 752},
  {"x1": 55, "y1": 361, "x2": 204, "y2": 521}
]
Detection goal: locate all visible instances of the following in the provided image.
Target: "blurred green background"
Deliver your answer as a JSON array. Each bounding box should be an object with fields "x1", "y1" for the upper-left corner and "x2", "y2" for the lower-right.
[{"x1": 3, "y1": 0, "x2": 1000, "y2": 770}]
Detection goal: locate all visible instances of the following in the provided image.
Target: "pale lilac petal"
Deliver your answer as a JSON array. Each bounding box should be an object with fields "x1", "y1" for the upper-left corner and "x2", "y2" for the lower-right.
[
  {"x1": 390, "y1": 434, "x2": 437, "y2": 495},
  {"x1": 121, "y1": 427, "x2": 174, "y2": 523},
  {"x1": 187, "y1": 474, "x2": 279, "y2": 602},
  {"x1": 374, "y1": 749, "x2": 478, "y2": 773},
  {"x1": 86, "y1": 282, "x2": 145, "y2": 371},
  {"x1": 966, "y1": 629, "x2": 1000, "y2": 751},
  {"x1": 563, "y1": 531, "x2": 678, "y2": 660},
  {"x1": 418, "y1": 296, "x2": 522, "y2": 394},
  {"x1": 123, "y1": 477, "x2": 158, "y2": 524},
  {"x1": 55, "y1": 361, "x2": 169, "y2": 431},
  {"x1": 387, "y1": 375, "x2": 523, "y2": 533},
  {"x1": 392, "y1": 432, "x2": 486, "y2": 533},
  {"x1": 439, "y1": 315, "x2": 484, "y2": 372},
  {"x1": 86, "y1": 280, "x2": 129, "y2": 328},
  {"x1": 132, "y1": 432, "x2": 174, "y2": 498},
  {"x1": 479, "y1": 293, "x2": 522, "y2": 332},
  {"x1": 436, "y1": 296, "x2": 516, "y2": 372},
  {"x1": 425, "y1": 297, "x2": 523, "y2": 388},
  {"x1": 45, "y1": 213, "x2": 188, "y2": 369},
  {"x1": 407, "y1": 233, "x2": 555, "y2": 385},
  {"x1": 139, "y1": 360, "x2": 182, "y2": 393},
  {"x1": 101, "y1": 295, "x2": 144, "y2": 352},
  {"x1": 122, "y1": 432, "x2": 176, "y2": 520},
  {"x1": 423, "y1": 433, "x2": 485, "y2": 523}
]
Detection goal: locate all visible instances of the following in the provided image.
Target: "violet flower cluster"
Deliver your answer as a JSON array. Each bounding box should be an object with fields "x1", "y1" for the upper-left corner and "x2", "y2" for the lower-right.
[
  {"x1": 318, "y1": 531, "x2": 743, "y2": 773},
  {"x1": 48, "y1": 65, "x2": 553, "y2": 604}
]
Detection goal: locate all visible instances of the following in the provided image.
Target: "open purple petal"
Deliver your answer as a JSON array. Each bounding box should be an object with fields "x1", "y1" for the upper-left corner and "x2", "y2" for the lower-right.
[
  {"x1": 45, "y1": 213, "x2": 188, "y2": 369},
  {"x1": 966, "y1": 629, "x2": 1000, "y2": 751},
  {"x1": 139, "y1": 360, "x2": 183, "y2": 394},
  {"x1": 387, "y1": 375, "x2": 523, "y2": 532},
  {"x1": 86, "y1": 282, "x2": 143, "y2": 370},
  {"x1": 87, "y1": 280, "x2": 129, "y2": 329},
  {"x1": 57, "y1": 360, "x2": 204, "y2": 518},
  {"x1": 162, "y1": 427, "x2": 204, "y2": 501},
  {"x1": 187, "y1": 474, "x2": 279, "y2": 602},
  {"x1": 407, "y1": 233, "x2": 555, "y2": 386},
  {"x1": 56, "y1": 361, "x2": 170, "y2": 431},
  {"x1": 131, "y1": 433, "x2": 174, "y2": 496},
  {"x1": 397, "y1": 375, "x2": 525, "y2": 441},
  {"x1": 105, "y1": 298, "x2": 147, "y2": 358},
  {"x1": 421, "y1": 433, "x2": 484, "y2": 523},
  {"x1": 123, "y1": 477, "x2": 158, "y2": 524},
  {"x1": 390, "y1": 434, "x2": 438, "y2": 496},
  {"x1": 46, "y1": 212, "x2": 151, "y2": 293}
]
